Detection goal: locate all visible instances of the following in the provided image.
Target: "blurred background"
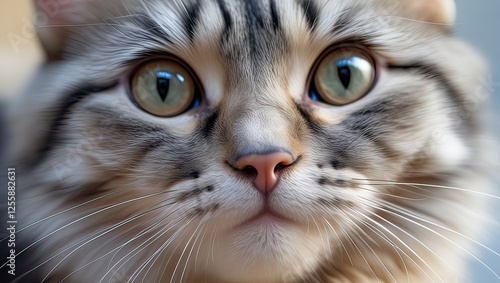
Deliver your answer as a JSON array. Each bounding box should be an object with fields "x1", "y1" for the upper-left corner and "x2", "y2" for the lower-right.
[
  {"x1": 0, "y1": 1, "x2": 499, "y2": 281},
  {"x1": 454, "y1": 1, "x2": 500, "y2": 281},
  {"x1": 0, "y1": 2, "x2": 42, "y2": 97}
]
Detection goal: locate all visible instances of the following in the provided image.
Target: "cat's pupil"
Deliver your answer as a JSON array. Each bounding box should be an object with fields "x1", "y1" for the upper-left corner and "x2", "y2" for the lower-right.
[
  {"x1": 338, "y1": 66, "x2": 351, "y2": 89},
  {"x1": 156, "y1": 77, "x2": 170, "y2": 102}
]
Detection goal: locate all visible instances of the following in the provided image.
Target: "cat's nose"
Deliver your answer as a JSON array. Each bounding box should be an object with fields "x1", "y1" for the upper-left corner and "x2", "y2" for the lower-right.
[{"x1": 235, "y1": 152, "x2": 295, "y2": 193}]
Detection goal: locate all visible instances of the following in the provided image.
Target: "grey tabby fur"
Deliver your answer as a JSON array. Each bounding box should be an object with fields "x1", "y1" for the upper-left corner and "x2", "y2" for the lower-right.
[{"x1": 1, "y1": 0, "x2": 495, "y2": 282}]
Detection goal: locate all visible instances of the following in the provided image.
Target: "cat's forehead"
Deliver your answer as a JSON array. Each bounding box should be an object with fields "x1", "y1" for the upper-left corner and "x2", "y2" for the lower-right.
[
  {"x1": 71, "y1": 0, "x2": 441, "y2": 91},
  {"x1": 96, "y1": 0, "x2": 396, "y2": 82},
  {"x1": 143, "y1": 0, "x2": 374, "y2": 51},
  {"x1": 101, "y1": 0, "x2": 395, "y2": 59}
]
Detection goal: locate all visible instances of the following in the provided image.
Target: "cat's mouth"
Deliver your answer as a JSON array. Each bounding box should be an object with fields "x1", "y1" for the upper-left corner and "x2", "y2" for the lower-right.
[{"x1": 237, "y1": 207, "x2": 292, "y2": 228}]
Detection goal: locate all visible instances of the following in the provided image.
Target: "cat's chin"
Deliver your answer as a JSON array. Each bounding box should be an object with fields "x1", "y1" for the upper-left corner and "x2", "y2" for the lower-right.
[{"x1": 203, "y1": 221, "x2": 328, "y2": 282}]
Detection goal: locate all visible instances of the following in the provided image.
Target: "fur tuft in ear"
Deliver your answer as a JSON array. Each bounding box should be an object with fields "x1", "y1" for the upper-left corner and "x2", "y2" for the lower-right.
[
  {"x1": 33, "y1": 0, "x2": 87, "y2": 61},
  {"x1": 403, "y1": 0, "x2": 456, "y2": 25}
]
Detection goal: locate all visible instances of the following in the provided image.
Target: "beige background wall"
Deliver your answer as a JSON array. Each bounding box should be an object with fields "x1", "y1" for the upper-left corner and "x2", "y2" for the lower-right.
[{"x1": 0, "y1": 2, "x2": 43, "y2": 96}]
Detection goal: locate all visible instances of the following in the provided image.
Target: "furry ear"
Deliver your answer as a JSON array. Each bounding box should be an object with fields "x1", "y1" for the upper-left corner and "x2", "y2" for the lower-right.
[
  {"x1": 403, "y1": 0, "x2": 456, "y2": 25},
  {"x1": 33, "y1": 0, "x2": 87, "y2": 60}
]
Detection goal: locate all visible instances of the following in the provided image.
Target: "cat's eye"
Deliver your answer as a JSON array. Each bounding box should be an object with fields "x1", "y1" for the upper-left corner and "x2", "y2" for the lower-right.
[
  {"x1": 311, "y1": 47, "x2": 376, "y2": 105},
  {"x1": 131, "y1": 60, "x2": 198, "y2": 117}
]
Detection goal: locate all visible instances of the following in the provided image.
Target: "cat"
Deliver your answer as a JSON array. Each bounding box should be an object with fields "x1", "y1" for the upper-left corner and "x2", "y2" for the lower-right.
[{"x1": 0, "y1": 0, "x2": 496, "y2": 282}]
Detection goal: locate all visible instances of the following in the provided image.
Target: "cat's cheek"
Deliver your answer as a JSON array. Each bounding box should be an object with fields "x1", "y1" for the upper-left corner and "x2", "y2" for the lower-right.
[
  {"x1": 271, "y1": 169, "x2": 377, "y2": 217},
  {"x1": 166, "y1": 174, "x2": 263, "y2": 226},
  {"x1": 424, "y1": 132, "x2": 469, "y2": 169}
]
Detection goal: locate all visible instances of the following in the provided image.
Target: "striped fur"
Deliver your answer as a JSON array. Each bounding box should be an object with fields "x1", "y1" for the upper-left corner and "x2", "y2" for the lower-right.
[{"x1": 2, "y1": 0, "x2": 494, "y2": 282}]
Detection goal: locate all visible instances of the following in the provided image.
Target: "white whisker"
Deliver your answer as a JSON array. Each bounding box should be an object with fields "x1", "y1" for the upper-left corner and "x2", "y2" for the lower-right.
[
  {"x1": 364, "y1": 197, "x2": 500, "y2": 280},
  {"x1": 340, "y1": 210, "x2": 398, "y2": 283},
  {"x1": 331, "y1": 217, "x2": 382, "y2": 283},
  {"x1": 357, "y1": 179, "x2": 500, "y2": 200}
]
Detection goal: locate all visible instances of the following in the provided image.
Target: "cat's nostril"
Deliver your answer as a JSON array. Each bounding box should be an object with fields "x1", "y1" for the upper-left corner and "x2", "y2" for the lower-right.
[
  {"x1": 235, "y1": 152, "x2": 295, "y2": 194},
  {"x1": 241, "y1": 165, "x2": 258, "y2": 177}
]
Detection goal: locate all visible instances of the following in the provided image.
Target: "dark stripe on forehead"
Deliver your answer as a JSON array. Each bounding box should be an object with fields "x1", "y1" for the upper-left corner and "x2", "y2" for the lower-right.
[
  {"x1": 215, "y1": 0, "x2": 233, "y2": 37},
  {"x1": 238, "y1": 0, "x2": 286, "y2": 60},
  {"x1": 331, "y1": 7, "x2": 359, "y2": 35},
  {"x1": 243, "y1": 0, "x2": 265, "y2": 26},
  {"x1": 132, "y1": 14, "x2": 173, "y2": 45},
  {"x1": 297, "y1": 0, "x2": 319, "y2": 30},
  {"x1": 242, "y1": 0, "x2": 265, "y2": 55},
  {"x1": 183, "y1": 0, "x2": 202, "y2": 41}
]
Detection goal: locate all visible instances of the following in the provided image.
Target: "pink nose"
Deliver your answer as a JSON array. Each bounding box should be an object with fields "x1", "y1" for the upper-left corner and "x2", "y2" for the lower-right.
[{"x1": 235, "y1": 152, "x2": 294, "y2": 193}]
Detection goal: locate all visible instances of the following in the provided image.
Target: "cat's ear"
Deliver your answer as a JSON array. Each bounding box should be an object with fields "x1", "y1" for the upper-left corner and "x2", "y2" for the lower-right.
[
  {"x1": 33, "y1": 0, "x2": 87, "y2": 61},
  {"x1": 403, "y1": 0, "x2": 456, "y2": 25}
]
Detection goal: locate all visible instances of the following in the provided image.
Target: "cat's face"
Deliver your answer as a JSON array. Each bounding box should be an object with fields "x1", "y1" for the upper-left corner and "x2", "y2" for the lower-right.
[{"x1": 10, "y1": 0, "x2": 490, "y2": 282}]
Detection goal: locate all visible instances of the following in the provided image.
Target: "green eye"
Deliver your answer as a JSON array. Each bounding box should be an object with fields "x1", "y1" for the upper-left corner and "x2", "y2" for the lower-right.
[
  {"x1": 131, "y1": 60, "x2": 196, "y2": 117},
  {"x1": 312, "y1": 47, "x2": 376, "y2": 105}
]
